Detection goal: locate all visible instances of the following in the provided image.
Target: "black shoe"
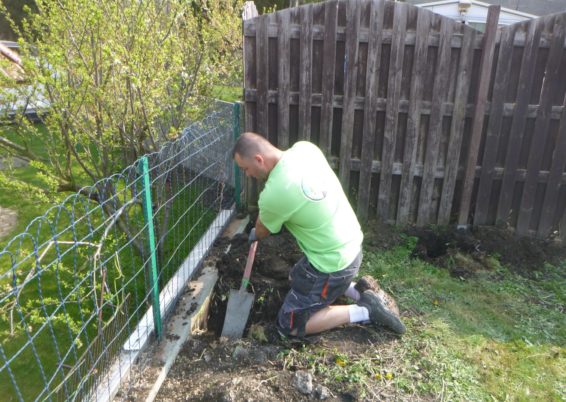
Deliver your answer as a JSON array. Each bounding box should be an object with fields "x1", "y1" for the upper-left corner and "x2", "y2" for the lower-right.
[{"x1": 357, "y1": 290, "x2": 406, "y2": 334}]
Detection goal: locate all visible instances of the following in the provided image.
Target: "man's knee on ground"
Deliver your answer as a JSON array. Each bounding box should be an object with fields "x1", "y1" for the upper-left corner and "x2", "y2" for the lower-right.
[{"x1": 277, "y1": 308, "x2": 310, "y2": 337}]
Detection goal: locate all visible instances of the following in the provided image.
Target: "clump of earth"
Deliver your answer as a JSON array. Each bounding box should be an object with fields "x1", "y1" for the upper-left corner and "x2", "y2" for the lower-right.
[{"x1": 127, "y1": 221, "x2": 565, "y2": 401}]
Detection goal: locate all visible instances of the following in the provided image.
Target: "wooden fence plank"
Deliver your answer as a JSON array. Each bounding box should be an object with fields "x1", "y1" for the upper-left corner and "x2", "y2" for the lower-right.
[
  {"x1": 416, "y1": 18, "x2": 453, "y2": 225},
  {"x1": 397, "y1": 8, "x2": 430, "y2": 224},
  {"x1": 319, "y1": 0, "x2": 338, "y2": 156},
  {"x1": 277, "y1": 10, "x2": 291, "y2": 149},
  {"x1": 496, "y1": 17, "x2": 543, "y2": 224},
  {"x1": 243, "y1": 21, "x2": 256, "y2": 134},
  {"x1": 357, "y1": 0, "x2": 385, "y2": 220},
  {"x1": 538, "y1": 93, "x2": 566, "y2": 237},
  {"x1": 256, "y1": 15, "x2": 269, "y2": 136},
  {"x1": 437, "y1": 26, "x2": 476, "y2": 225},
  {"x1": 299, "y1": 4, "x2": 314, "y2": 141},
  {"x1": 473, "y1": 23, "x2": 516, "y2": 225},
  {"x1": 517, "y1": 16, "x2": 565, "y2": 235},
  {"x1": 243, "y1": 5, "x2": 259, "y2": 207},
  {"x1": 458, "y1": 5, "x2": 500, "y2": 227},
  {"x1": 338, "y1": 0, "x2": 361, "y2": 189},
  {"x1": 376, "y1": 2, "x2": 407, "y2": 221}
]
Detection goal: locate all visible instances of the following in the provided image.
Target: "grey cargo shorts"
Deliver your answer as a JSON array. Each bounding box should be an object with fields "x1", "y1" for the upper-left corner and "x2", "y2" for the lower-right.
[{"x1": 277, "y1": 251, "x2": 362, "y2": 337}]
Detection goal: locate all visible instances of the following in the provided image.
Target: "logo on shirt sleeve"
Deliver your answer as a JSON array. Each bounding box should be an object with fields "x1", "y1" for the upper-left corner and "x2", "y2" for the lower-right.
[{"x1": 301, "y1": 175, "x2": 328, "y2": 201}]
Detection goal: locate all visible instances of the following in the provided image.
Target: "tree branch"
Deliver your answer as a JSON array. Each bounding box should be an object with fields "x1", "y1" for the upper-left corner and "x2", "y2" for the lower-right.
[{"x1": 0, "y1": 135, "x2": 36, "y2": 161}]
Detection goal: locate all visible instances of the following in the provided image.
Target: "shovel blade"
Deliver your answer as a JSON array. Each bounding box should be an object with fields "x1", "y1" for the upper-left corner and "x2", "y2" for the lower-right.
[{"x1": 221, "y1": 289, "x2": 255, "y2": 339}]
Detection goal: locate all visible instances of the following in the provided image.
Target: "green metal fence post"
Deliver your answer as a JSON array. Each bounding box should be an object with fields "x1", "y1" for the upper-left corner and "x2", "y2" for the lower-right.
[
  {"x1": 139, "y1": 156, "x2": 163, "y2": 339},
  {"x1": 233, "y1": 102, "x2": 242, "y2": 209}
]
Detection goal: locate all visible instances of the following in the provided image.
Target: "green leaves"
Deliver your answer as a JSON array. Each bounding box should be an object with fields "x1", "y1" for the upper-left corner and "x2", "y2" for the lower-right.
[{"x1": 0, "y1": 0, "x2": 244, "y2": 194}]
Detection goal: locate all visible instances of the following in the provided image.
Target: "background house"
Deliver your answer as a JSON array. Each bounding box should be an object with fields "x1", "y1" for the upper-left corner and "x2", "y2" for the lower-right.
[
  {"x1": 406, "y1": 0, "x2": 566, "y2": 30},
  {"x1": 0, "y1": 40, "x2": 48, "y2": 121},
  {"x1": 0, "y1": 40, "x2": 24, "y2": 82}
]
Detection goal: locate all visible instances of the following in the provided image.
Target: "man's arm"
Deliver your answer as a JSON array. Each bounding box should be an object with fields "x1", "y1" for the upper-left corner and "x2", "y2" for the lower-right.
[{"x1": 255, "y1": 216, "x2": 271, "y2": 240}]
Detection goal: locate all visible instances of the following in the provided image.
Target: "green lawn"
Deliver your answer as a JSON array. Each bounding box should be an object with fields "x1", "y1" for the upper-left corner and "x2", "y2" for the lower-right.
[
  {"x1": 287, "y1": 234, "x2": 565, "y2": 400},
  {"x1": 368, "y1": 240, "x2": 564, "y2": 400},
  {"x1": 0, "y1": 123, "x2": 54, "y2": 242},
  {"x1": 212, "y1": 85, "x2": 242, "y2": 103}
]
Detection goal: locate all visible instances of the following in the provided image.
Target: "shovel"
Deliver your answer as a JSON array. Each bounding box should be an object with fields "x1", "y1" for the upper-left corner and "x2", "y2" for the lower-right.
[{"x1": 221, "y1": 240, "x2": 258, "y2": 339}]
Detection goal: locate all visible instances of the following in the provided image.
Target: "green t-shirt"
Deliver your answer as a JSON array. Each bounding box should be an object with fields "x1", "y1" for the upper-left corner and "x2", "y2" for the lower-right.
[{"x1": 258, "y1": 141, "x2": 363, "y2": 273}]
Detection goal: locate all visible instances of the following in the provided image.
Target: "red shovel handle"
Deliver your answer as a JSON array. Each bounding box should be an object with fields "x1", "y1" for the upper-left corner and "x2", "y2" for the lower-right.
[{"x1": 240, "y1": 241, "x2": 257, "y2": 291}]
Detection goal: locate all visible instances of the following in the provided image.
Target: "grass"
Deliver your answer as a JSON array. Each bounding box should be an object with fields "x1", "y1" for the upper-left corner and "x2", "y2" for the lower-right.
[
  {"x1": 0, "y1": 123, "x2": 54, "y2": 241},
  {"x1": 211, "y1": 85, "x2": 242, "y2": 103},
  {"x1": 1, "y1": 123, "x2": 223, "y2": 400},
  {"x1": 280, "y1": 234, "x2": 565, "y2": 401}
]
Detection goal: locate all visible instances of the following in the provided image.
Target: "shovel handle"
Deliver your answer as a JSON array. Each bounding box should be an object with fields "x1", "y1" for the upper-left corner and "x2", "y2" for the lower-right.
[{"x1": 240, "y1": 240, "x2": 258, "y2": 291}]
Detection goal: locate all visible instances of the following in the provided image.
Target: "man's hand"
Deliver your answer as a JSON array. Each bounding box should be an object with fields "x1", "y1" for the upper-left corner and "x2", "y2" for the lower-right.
[
  {"x1": 248, "y1": 227, "x2": 258, "y2": 244},
  {"x1": 255, "y1": 217, "x2": 270, "y2": 240},
  {"x1": 248, "y1": 217, "x2": 270, "y2": 245}
]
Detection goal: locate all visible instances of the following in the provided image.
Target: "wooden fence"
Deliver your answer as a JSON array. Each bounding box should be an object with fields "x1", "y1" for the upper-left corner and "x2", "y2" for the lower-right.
[{"x1": 242, "y1": 0, "x2": 566, "y2": 240}]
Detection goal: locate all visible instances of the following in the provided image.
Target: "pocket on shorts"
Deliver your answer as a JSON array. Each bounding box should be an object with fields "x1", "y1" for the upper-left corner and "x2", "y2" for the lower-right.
[{"x1": 290, "y1": 261, "x2": 319, "y2": 296}]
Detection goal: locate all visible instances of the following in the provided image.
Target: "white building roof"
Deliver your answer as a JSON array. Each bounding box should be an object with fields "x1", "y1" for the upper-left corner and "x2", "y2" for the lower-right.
[{"x1": 415, "y1": 0, "x2": 538, "y2": 25}]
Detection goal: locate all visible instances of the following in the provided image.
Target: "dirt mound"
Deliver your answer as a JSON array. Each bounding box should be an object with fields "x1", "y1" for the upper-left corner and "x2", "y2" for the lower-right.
[
  {"x1": 156, "y1": 229, "x2": 404, "y2": 401},
  {"x1": 207, "y1": 231, "x2": 302, "y2": 340},
  {"x1": 408, "y1": 225, "x2": 566, "y2": 279}
]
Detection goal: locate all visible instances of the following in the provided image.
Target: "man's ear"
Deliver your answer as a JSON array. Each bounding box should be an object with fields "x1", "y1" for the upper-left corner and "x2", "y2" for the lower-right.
[{"x1": 254, "y1": 154, "x2": 264, "y2": 164}]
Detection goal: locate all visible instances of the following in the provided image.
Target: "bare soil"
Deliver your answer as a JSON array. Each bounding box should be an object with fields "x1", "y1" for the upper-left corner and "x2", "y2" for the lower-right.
[{"x1": 150, "y1": 222, "x2": 565, "y2": 401}]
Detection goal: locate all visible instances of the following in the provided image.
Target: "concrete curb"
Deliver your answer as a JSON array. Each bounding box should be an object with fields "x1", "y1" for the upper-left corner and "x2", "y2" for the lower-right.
[
  {"x1": 142, "y1": 265, "x2": 218, "y2": 402},
  {"x1": 109, "y1": 214, "x2": 249, "y2": 402}
]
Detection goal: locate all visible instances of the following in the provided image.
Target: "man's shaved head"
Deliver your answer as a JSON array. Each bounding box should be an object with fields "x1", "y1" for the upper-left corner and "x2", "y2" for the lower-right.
[
  {"x1": 232, "y1": 132, "x2": 274, "y2": 159},
  {"x1": 232, "y1": 132, "x2": 283, "y2": 180}
]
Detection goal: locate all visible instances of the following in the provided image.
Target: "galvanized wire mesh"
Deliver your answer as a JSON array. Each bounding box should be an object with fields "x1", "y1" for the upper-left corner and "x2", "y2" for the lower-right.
[{"x1": 0, "y1": 101, "x2": 237, "y2": 401}]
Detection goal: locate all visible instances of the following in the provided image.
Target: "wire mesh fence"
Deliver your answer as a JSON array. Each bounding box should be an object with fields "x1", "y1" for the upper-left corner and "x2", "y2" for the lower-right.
[{"x1": 0, "y1": 101, "x2": 239, "y2": 401}]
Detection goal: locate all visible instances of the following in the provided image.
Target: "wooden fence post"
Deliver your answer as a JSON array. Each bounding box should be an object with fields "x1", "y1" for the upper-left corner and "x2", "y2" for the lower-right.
[{"x1": 457, "y1": 5, "x2": 500, "y2": 228}]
